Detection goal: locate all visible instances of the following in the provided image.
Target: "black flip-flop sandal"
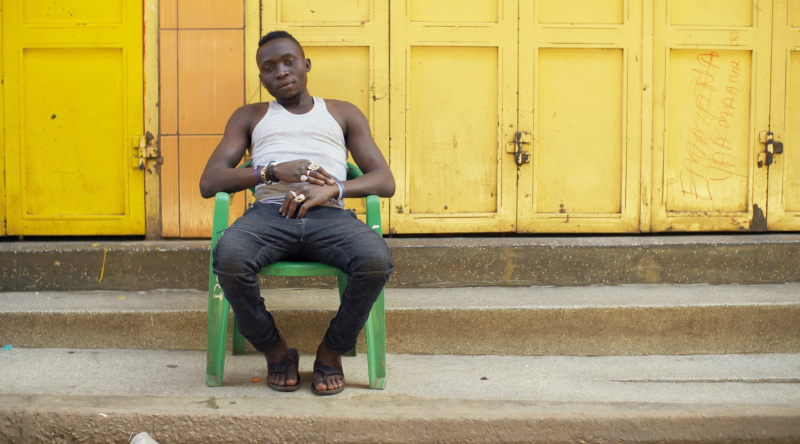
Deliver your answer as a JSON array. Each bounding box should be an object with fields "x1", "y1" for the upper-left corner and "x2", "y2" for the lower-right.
[
  {"x1": 267, "y1": 348, "x2": 301, "y2": 392},
  {"x1": 311, "y1": 361, "x2": 346, "y2": 396}
]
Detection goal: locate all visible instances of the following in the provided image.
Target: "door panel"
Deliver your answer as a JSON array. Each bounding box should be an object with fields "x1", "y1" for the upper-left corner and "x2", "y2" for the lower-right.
[
  {"x1": 651, "y1": 0, "x2": 771, "y2": 232},
  {"x1": 517, "y1": 0, "x2": 642, "y2": 233},
  {"x1": 390, "y1": 0, "x2": 518, "y2": 233},
  {"x1": 536, "y1": 48, "x2": 624, "y2": 215},
  {"x1": 767, "y1": 0, "x2": 800, "y2": 229},
  {"x1": 23, "y1": 48, "x2": 126, "y2": 217},
  {"x1": 262, "y1": 0, "x2": 389, "y2": 228},
  {"x1": 3, "y1": 0, "x2": 144, "y2": 235},
  {"x1": 665, "y1": 49, "x2": 752, "y2": 212},
  {"x1": 408, "y1": 46, "x2": 500, "y2": 215}
]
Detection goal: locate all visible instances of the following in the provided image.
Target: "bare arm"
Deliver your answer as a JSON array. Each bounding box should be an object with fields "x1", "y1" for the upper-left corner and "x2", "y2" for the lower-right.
[
  {"x1": 199, "y1": 105, "x2": 260, "y2": 198},
  {"x1": 339, "y1": 101, "x2": 395, "y2": 198}
]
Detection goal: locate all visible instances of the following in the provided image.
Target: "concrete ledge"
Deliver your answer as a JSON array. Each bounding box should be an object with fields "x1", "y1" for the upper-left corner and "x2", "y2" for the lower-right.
[
  {"x1": 2, "y1": 396, "x2": 799, "y2": 444},
  {"x1": 2, "y1": 285, "x2": 798, "y2": 355},
  {"x1": 2, "y1": 234, "x2": 800, "y2": 291},
  {"x1": 1, "y1": 350, "x2": 799, "y2": 443}
]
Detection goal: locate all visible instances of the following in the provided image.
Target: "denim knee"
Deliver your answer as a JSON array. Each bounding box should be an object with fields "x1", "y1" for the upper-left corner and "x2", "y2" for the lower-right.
[
  {"x1": 349, "y1": 242, "x2": 394, "y2": 278},
  {"x1": 212, "y1": 230, "x2": 262, "y2": 277}
]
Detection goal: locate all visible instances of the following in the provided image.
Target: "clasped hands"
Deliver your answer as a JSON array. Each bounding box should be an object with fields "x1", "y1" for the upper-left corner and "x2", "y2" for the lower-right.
[{"x1": 273, "y1": 159, "x2": 339, "y2": 219}]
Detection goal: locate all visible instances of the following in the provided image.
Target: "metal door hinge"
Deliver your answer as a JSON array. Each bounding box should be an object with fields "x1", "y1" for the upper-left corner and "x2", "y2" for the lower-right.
[
  {"x1": 132, "y1": 135, "x2": 158, "y2": 169},
  {"x1": 758, "y1": 131, "x2": 784, "y2": 167},
  {"x1": 512, "y1": 131, "x2": 531, "y2": 166}
]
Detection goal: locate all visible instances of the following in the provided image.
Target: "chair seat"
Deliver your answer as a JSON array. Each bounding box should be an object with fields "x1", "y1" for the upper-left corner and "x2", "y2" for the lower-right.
[{"x1": 259, "y1": 261, "x2": 343, "y2": 277}]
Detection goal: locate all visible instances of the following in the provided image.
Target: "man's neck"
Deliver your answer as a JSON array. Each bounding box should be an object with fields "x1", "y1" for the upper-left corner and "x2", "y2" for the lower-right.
[{"x1": 276, "y1": 92, "x2": 314, "y2": 113}]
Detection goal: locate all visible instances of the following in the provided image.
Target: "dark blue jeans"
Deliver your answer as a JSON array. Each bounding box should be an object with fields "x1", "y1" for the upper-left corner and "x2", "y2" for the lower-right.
[{"x1": 212, "y1": 202, "x2": 393, "y2": 355}]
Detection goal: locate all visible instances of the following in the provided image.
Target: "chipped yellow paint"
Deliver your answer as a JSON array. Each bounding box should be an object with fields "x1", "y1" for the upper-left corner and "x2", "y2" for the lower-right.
[
  {"x1": 640, "y1": 0, "x2": 654, "y2": 233},
  {"x1": 3, "y1": 0, "x2": 144, "y2": 235}
]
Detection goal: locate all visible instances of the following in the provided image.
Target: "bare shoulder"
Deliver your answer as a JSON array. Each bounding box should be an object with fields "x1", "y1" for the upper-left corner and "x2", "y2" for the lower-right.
[
  {"x1": 233, "y1": 102, "x2": 269, "y2": 124},
  {"x1": 323, "y1": 98, "x2": 364, "y2": 120}
]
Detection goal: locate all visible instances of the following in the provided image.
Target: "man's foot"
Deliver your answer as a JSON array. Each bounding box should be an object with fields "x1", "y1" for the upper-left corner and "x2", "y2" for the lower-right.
[
  {"x1": 265, "y1": 330, "x2": 300, "y2": 391},
  {"x1": 311, "y1": 342, "x2": 345, "y2": 395}
]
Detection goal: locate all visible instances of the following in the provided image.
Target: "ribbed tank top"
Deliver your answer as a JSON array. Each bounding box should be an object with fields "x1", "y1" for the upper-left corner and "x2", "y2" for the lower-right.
[{"x1": 251, "y1": 97, "x2": 348, "y2": 208}]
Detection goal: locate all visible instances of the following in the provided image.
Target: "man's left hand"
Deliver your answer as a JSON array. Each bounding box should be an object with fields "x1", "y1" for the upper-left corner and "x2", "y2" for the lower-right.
[{"x1": 280, "y1": 183, "x2": 339, "y2": 219}]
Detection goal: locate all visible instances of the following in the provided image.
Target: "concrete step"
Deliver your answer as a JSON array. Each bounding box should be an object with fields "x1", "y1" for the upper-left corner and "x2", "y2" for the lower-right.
[
  {"x1": 3, "y1": 234, "x2": 800, "y2": 291},
  {"x1": 2, "y1": 284, "x2": 798, "y2": 355},
  {"x1": 0, "y1": 348, "x2": 798, "y2": 443}
]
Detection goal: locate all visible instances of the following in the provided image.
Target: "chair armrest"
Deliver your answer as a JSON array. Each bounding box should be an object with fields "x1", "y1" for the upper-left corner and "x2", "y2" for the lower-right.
[
  {"x1": 365, "y1": 194, "x2": 382, "y2": 235},
  {"x1": 210, "y1": 192, "x2": 232, "y2": 251}
]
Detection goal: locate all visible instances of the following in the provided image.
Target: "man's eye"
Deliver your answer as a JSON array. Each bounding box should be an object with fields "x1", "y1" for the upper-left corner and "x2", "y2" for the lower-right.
[{"x1": 286, "y1": 59, "x2": 294, "y2": 65}]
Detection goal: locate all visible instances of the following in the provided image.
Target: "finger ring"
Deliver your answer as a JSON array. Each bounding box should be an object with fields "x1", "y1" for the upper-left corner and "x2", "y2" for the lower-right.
[
  {"x1": 307, "y1": 163, "x2": 319, "y2": 171},
  {"x1": 306, "y1": 170, "x2": 311, "y2": 176},
  {"x1": 294, "y1": 193, "x2": 306, "y2": 203},
  {"x1": 300, "y1": 175, "x2": 308, "y2": 182}
]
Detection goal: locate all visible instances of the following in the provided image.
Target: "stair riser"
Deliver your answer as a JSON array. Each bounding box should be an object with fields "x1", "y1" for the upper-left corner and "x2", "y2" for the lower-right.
[
  {"x1": 3, "y1": 305, "x2": 797, "y2": 355},
  {"x1": 4, "y1": 236, "x2": 800, "y2": 291},
  {"x1": 1, "y1": 397, "x2": 798, "y2": 444}
]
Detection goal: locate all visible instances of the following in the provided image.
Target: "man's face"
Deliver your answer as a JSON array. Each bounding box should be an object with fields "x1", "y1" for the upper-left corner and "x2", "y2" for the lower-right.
[{"x1": 256, "y1": 38, "x2": 311, "y2": 101}]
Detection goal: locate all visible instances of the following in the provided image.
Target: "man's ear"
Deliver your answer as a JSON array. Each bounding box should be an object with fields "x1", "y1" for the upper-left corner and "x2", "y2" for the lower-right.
[{"x1": 305, "y1": 58, "x2": 311, "y2": 72}]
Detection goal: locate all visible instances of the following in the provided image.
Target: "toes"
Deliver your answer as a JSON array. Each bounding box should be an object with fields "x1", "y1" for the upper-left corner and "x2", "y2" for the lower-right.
[
  {"x1": 326, "y1": 374, "x2": 344, "y2": 390},
  {"x1": 313, "y1": 372, "x2": 342, "y2": 390},
  {"x1": 285, "y1": 367, "x2": 298, "y2": 386}
]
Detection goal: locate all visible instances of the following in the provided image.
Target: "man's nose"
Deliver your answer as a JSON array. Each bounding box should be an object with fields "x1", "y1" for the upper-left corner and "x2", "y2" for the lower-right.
[{"x1": 276, "y1": 67, "x2": 289, "y2": 78}]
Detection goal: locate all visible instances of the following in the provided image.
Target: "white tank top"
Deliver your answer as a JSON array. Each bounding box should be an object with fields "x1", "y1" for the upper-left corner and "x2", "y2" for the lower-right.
[{"x1": 251, "y1": 97, "x2": 348, "y2": 208}]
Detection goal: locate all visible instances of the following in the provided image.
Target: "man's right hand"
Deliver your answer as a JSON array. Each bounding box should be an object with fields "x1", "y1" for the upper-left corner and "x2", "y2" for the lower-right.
[{"x1": 273, "y1": 159, "x2": 336, "y2": 186}]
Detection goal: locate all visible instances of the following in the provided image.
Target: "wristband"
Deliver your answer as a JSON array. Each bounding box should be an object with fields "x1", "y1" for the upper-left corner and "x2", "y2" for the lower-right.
[
  {"x1": 253, "y1": 165, "x2": 262, "y2": 184},
  {"x1": 267, "y1": 161, "x2": 278, "y2": 183},
  {"x1": 335, "y1": 180, "x2": 345, "y2": 201}
]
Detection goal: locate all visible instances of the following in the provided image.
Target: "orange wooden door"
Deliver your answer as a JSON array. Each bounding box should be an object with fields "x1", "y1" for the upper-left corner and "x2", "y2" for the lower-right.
[{"x1": 158, "y1": 0, "x2": 257, "y2": 237}]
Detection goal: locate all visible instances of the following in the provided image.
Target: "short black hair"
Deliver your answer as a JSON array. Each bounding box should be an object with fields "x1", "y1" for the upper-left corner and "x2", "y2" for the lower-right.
[{"x1": 258, "y1": 30, "x2": 302, "y2": 50}]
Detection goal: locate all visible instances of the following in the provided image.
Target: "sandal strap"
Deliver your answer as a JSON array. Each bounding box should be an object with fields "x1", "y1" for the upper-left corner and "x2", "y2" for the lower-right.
[
  {"x1": 267, "y1": 355, "x2": 294, "y2": 373},
  {"x1": 267, "y1": 348, "x2": 298, "y2": 374},
  {"x1": 313, "y1": 361, "x2": 344, "y2": 376}
]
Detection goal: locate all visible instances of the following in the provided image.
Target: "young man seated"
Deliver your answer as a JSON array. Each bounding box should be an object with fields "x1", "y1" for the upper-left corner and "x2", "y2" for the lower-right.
[{"x1": 199, "y1": 30, "x2": 394, "y2": 395}]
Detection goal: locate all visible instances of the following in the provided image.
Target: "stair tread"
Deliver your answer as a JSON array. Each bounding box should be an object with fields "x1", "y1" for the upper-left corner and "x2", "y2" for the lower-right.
[
  {"x1": 2, "y1": 283, "x2": 799, "y2": 312},
  {"x1": 1, "y1": 348, "x2": 798, "y2": 405}
]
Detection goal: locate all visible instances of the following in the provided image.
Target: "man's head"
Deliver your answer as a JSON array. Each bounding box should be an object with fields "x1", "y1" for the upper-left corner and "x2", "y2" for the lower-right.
[{"x1": 256, "y1": 31, "x2": 311, "y2": 101}]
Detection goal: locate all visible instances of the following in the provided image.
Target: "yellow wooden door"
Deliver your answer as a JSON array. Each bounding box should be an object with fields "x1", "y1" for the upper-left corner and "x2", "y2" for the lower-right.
[
  {"x1": 767, "y1": 0, "x2": 800, "y2": 230},
  {"x1": 388, "y1": 0, "x2": 518, "y2": 234},
  {"x1": 3, "y1": 0, "x2": 144, "y2": 235},
  {"x1": 261, "y1": 0, "x2": 390, "y2": 230},
  {"x1": 517, "y1": 0, "x2": 642, "y2": 233},
  {"x1": 650, "y1": 0, "x2": 772, "y2": 232}
]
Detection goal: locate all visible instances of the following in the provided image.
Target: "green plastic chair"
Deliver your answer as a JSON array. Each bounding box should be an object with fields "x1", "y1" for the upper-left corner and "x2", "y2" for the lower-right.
[{"x1": 206, "y1": 162, "x2": 387, "y2": 389}]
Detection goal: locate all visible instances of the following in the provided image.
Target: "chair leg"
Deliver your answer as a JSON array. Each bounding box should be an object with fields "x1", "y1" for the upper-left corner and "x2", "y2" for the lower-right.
[
  {"x1": 365, "y1": 288, "x2": 387, "y2": 389},
  {"x1": 207, "y1": 274, "x2": 230, "y2": 387},
  {"x1": 336, "y1": 273, "x2": 357, "y2": 357},
  {"x1": 232, "y1": 316, "x2": 246, "y2": 356}
]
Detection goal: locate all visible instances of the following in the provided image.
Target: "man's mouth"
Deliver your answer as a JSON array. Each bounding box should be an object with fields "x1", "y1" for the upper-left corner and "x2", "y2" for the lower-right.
[{"x1": 278, "y1": 82, "x2": 294, "y2": 90}]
